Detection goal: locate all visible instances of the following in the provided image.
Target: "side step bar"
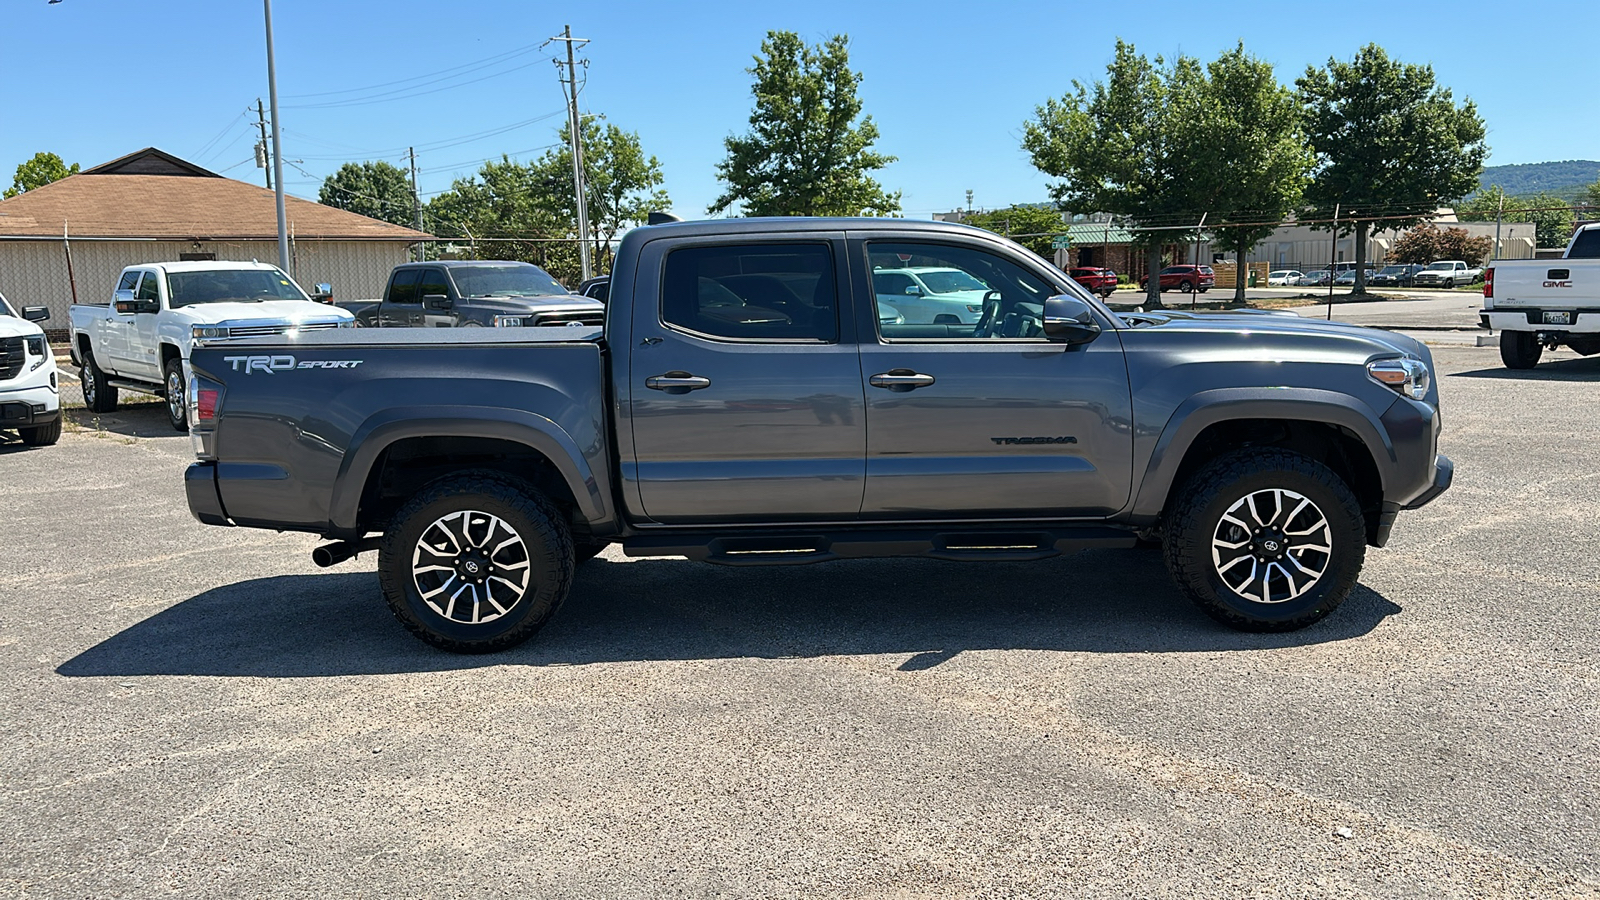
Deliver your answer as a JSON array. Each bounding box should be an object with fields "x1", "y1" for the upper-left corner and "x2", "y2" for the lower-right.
[{"x1": 623, "y1": 527, "x2": 1137, "y2": 567}]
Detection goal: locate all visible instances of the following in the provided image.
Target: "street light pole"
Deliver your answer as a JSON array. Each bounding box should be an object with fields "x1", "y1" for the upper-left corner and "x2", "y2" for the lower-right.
[{"x1": 263, "y1": 0, "x2": 289, "y2": 271}]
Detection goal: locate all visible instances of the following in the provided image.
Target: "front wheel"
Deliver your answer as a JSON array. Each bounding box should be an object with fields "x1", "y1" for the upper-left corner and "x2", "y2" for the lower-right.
[
  {"x1": 1179, "y1": 280, "x2": 1195, "y2": 293},
  {"x1": 1500, "y1": 331, "x2": 1543, "y2": 369},
  {"x1": 1162, "y1": 448, "x2": 1366, "y2": 632},
  {"x1": 19, "y1": 417, "x2": 61, "y2": 446},
  {"x1": 1442, "y1": 278, "x2": 1454, "y2": 288},
  {"x1": 164, "y1": 360, "x2": 187, "y2": 431},
  {"x1": 378, "y1": 472, "x2": 574, "y2": 653}
]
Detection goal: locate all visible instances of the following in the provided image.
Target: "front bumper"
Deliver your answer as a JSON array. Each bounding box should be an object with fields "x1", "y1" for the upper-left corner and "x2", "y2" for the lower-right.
[
  {"x1": 185, "y1": 462, "x2": 231, "y2": 527},
  {"x1": 0, "y1": 379, "x2": 60, "y2": 428},
  {"x1": 1371, "y1": 454, "x2": 1453, "y2": 548}
]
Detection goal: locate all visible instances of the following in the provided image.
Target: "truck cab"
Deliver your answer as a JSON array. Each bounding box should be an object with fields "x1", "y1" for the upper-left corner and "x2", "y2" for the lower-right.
[{"x1": 342, "y1": 261, "x2": 604, "y2": 329}]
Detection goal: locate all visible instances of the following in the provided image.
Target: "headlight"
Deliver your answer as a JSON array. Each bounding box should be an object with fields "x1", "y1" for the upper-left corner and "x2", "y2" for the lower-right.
[
  {"x1": 1367, "y1": 357, "x2": 1431, "y2": 401},
  {"x1": 338, "y1": 318, "x2": 355, "y2": 328},
  {"x1": 192, "y1": 325, "x2": 230, "y2": 341},
  {"x1": 493, "y1": 315, "x2": 524, "y2": 328},
  {"x1": 25, "y1": 335, "x2": 46, "y2": 371}
]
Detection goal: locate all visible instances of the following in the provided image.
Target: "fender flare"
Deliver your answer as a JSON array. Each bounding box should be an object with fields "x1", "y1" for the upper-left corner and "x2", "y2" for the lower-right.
[
  {"x1": 1130, "y1": 388, "x2": 1396, "y2": 519},
  {"x1": 328, "y1": 405, "x2": 609, "y2": 531}
]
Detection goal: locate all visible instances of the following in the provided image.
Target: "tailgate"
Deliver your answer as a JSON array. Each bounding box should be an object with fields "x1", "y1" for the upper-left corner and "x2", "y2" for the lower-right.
[{"x1": 1489, "y1": 260, "x2": 1600, "y2": 307}]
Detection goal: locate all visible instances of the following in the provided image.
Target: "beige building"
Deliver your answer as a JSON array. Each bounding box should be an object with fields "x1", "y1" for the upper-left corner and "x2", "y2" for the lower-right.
[
  {"x1": 0, "y1": 148, "x2": 429, "y2": 331},
  {"x1": 1251, "y1": 212, "x2": 1536, "y2": 272}
]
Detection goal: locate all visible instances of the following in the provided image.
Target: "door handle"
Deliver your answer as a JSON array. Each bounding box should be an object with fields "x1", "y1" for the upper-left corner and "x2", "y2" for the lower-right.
[
  {"x1": 645, "y1": 371, "x2": 712, "y2": 393},
  {"x1": 869, "y1": 369, "x2": 936, "y2": 392}
]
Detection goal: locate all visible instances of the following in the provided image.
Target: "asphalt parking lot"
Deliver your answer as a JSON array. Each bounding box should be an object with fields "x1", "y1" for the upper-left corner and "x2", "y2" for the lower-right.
[{"x1": 3, "y1": 346, "x2": 1598, "y2": 898}]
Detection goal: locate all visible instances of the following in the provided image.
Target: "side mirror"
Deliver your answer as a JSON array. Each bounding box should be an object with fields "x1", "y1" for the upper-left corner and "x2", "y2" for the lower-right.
[
  {"x1": 423, "y1": 293, "x2": 453, "y2": 311},
  {"x1": 22, "y1": 306, "x2": 49, "y2": 322},
  {"x1": 310, "y1": 283, "x2": 333, "y2": 303},
  {"x1": 904, "y1": 285, "x2": 923, "y2": 296},
  {"x1": 1043, "y1": 294, "x2": 1102, "y2": 344},
  {"x1": 112, "y1": 288, "x2": 137, "y2": 313}
]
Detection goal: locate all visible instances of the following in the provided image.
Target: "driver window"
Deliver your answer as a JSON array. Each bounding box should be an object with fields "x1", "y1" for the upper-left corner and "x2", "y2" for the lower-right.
[
  {"x1": 868, "y1": 242, "x2": 1056, "y2": 340},
  {"x1": 135, "y1": 271, "x2": 160, "y2": 303}
]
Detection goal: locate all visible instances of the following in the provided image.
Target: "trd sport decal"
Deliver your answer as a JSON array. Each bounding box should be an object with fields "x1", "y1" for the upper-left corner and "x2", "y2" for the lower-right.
[{"x1": 223, "y1": 355, "x2": 365, "y2": 374}]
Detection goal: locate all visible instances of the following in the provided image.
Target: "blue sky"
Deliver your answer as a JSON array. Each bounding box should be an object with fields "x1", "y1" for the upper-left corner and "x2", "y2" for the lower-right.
[{"x1": 4, "y1": 0, "x2": 1595, "y2": 220}]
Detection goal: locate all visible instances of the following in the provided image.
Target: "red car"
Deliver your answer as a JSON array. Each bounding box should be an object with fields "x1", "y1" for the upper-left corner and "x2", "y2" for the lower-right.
[
  {"x1": 1069, "y1": 267, "x2": 1118, "y2": 298},
  {"x1": 1139, "y1": 264, "x2": 1215, "y2": 293}
]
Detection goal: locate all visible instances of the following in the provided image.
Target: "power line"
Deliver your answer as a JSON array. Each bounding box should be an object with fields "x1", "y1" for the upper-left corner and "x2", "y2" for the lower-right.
[
  {"x1": 281, "y1": 42, "x2": 546, "y2": 99},
  {"x1": 283, "y1": 56, "x2": 555, "y2": 110}
]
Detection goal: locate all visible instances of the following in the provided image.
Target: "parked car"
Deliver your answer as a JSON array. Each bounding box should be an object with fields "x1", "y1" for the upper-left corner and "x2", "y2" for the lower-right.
[
  {"x1": 1267, "y1": 270, "x2": 1304, "y2": 286},
  {"x1": 338, "y1": 261, "x2": 604, "y2": 329},
  {"x1": 0, "y1": 292, "x2": 60, "y2": 446},
  {"x1": 1480, "y1": 222, "x2": 1600, "y2": 368},
  {"x1": 1369, "y1": 264, "x2": 1425, "y2": 288},
  {"x1": 1299, "y1": 269, "x2": 1332, "y2": 287},
  {"x1": 184, "y1": 216, "x2": 1451, "y2": 654},
  {"x1": 69, "y1": 261, "x2": 352, "y2": 431},
  {"x1": 871, "y1": 266, "x2": 992, "y2": 324},
  {"x1": 1411, "y1": 260, "x2": 1482, "y2": 288},
  {"x1": 1333, "y1": 266, "x2": 1377, "y2": 287},
  {"x1": 1068, "y1": 267, "x2": 1117, "y2": 299},
  {"x1": 1138, "y1": 265, "x2": 1214, "y2": 293},
  {"x1": 577, "y1": 275, "x2": 610, "y2": 303}
]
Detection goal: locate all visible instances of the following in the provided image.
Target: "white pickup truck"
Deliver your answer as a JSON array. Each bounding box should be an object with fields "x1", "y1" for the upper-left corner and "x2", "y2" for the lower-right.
[
  {"x1": 69, "y1": 261, "x2": 353, "y2": 430},
  {"x1": 0, "y1": 292, "x2": 61, "y2": 446},
  {"x1": 1480, "y1": 223, "x2": 1600, "y2": 369}
]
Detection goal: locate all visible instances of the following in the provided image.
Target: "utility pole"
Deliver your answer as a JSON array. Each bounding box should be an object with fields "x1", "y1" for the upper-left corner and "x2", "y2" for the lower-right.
[
  {"x1": 548, "y1": 25, "x2": 592, "y2": 281},
  {"x1": 408, "y1": 146, "x2": 423, "y2": 261},
  {"x1": 1494, "y1": 193, "x2": 1504, "y2": 260},
  {"x1": 254, "y1": 99, "x2": 273, "y2": 190},
  {"x1": 263, "y1": 0, "x2": 289, "y2": 270}
]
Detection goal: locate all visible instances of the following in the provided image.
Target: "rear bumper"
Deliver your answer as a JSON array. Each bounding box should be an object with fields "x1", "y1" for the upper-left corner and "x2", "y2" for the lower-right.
[
  {"x1": 1482, "y1": 309, "x2": 1600, "y2": 334},
  {"x1": 185, "y1": 462, "x2": 231, "y2": 527}
]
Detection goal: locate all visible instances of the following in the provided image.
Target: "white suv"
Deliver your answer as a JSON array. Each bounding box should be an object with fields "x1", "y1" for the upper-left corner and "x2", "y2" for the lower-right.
[{"x1": 0, "y1": 292, "x2": 61, "y2": 446}]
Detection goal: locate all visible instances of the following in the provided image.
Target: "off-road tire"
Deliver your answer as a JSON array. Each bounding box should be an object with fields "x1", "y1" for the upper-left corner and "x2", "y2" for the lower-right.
[
  {"x1": 1162, "y1": 448, "x2": 1365, "y2": 632},
  {"x1": 19, "y1": 417, "x2": 61, "y2": 446},
  {"x1": 1500, "y1": 331, "x2": 1542, "y2": 369},
  {"x1": 378, "y1": 472, "x2": 574, "y2": 653},
  {"x1": 164, "y1": 359, "x2": 187, "y2": 431},
  {"x1": 80, "y1": 350, "x2": 117, "y2": 413}
]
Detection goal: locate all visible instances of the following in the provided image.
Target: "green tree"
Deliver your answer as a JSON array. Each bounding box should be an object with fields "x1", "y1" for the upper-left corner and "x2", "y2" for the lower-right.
[
  {"x1": 533, "y1": 120, "x2": 670, "y2": 272},
  {"x1": 1297, "y1": 44, "x2": 1488, "y2": 294},
  {"x1": 426, "y1": 156, "x2": 581, "y2": 284},
  {"x1": 1023, "y1": 40, "x2": 1243, "y2": 305},
  {"x1": 962, "y1": 205, "x2": 1067, "y2": 257},
  {"x1": 1200, "y1": 44, "x2": 1313, "y2": 304},
  {"x1": 318, "y1": 161, "x2": 417, "y2": 228},
  {"x1": 1459, "y1": 185, "x2": 1575, "y2": 251},
  {"x1": 1391, "y1": 223, "x2": 1491, "y2": 266},
  {"x1": 1587, "y1": 178, "x2": 1600, "y2": 212},
  {"x1": 710, "y1": 31, "x2": 900, "y2": 217},
  {"x1": 5, "y1": 151, "x2": 79, "y2": 199}
]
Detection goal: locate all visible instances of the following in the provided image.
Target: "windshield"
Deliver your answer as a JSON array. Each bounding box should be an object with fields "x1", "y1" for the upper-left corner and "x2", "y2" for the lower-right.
[
  {"x1": 167, "y1": 269, "x2": 309, "y2": 307},
  {"x1": 917, "y1": 270, "x2": 989, "y2": 294},
  {"x1": 0, "y1": 296, "x2": 15, "y2": 317},
  {"x1": 450, "y1": 265, "x2": 568, "y2": 298},
  {"x1": 1379, "y1": 267, "x2": 1405, "y2": 274},
  {"x1": 1424, "y1": 262, "x2": 1455, "y2": 271}
]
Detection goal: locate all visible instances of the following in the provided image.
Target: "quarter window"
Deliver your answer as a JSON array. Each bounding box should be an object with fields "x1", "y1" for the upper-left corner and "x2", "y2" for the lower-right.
[
  {"x1": 869, "y1": 241, "x2": 1058, "y2": 340},
  {"x1": 661, "y1": 243, "x2": 838, "y2": 341}
]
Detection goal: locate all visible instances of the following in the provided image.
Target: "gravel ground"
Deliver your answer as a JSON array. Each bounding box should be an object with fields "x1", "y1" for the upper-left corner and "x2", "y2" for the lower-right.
[{"x1": 2, "y1": 346, "x2": 1597, "y2": 899}]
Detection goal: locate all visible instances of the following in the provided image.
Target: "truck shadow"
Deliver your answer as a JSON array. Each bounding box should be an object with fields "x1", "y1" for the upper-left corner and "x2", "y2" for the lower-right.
[
  {"x1": 56, "y1": 550, "x2": 1403, "y2": 679},
  {"x1": 1450, "y1": 356, "x2": 1600, "y2": 382},
  {"x1": 62, "y1": 400, "x2": 182, "y2": 439}
]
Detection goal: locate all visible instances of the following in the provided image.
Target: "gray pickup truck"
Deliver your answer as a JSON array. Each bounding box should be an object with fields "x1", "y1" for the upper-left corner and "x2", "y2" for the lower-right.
[
  {"x1": 184, "y1": 217, "x2": 1451, "y2": 653},
  {"x1": 338, "y1": 260, "x2": 604, "y2": 329}
]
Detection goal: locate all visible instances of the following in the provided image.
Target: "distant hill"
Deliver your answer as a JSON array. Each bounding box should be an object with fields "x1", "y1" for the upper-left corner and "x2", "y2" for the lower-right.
[{"x1": 1477, "y1": 160, "x2": 1600, "y2": 199}]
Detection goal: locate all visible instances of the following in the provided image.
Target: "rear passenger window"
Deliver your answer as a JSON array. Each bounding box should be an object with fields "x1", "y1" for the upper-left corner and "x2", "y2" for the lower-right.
[
  {"x1": 662, "y1": 244, "x2": 837, "y2": 341},
  {"x1": 388, "y1": 269, "x2": 422, "y2": 304}
]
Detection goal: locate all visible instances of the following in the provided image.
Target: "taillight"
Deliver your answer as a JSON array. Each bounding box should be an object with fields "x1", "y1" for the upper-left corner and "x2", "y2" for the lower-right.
[
  {"x1": 1484, "y1": 267, "x2": 1494, "y2": 299},
  {"x1": 197, "y1": 388, "x2": 219, "y2": 423}
]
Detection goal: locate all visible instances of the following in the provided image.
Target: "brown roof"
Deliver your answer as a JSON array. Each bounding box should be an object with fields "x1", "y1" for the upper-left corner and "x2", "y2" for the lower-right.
[{"x1": 0, "y1": 148, "x2": 430, "y2": 242}]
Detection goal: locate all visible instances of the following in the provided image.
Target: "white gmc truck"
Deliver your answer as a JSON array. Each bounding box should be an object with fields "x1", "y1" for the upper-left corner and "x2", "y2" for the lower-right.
[
  {"x1": 69, "y1": 261, "x2": 353, "y2": 429},
  {"x1": 1481, "y1": 222, "x2": 1600, "y2": 368},
  {"x1": 0, "y1": 292, "x2": 61, "y2": 446}
]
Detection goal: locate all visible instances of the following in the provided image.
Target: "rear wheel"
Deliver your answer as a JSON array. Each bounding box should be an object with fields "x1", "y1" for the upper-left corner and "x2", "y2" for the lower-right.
[
  {"x1": 1163, "y1": 448, "x2": 1365, "y2": 632},
  {"x1": 19, "y1": 417, "x2": 61, "y2": 446},
  {"x1": 378, "y1": 472, "x2": 574, "y2": 653},
  {"x1": 79, "y1": 350, "x2": 117, "y2": 413},
  {"x1": 1500, "y1": 331, "x2": 1543, "y2": 369}
]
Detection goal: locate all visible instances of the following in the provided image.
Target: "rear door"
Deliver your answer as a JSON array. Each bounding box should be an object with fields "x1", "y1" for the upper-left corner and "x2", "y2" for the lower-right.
[
  {"x1": 852, "y1": 235, "x2": 1133, "y2": 519},
  {"x1": 627, "y1": 233, "x2": 867, "y2": 523}
]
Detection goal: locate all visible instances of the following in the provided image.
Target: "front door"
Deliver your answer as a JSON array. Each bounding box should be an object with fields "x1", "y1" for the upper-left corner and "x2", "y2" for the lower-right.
[
  {"x1": 380, "y1": 269, "x2": 421, "y2": 328},
  {"x1": 627, "y1": 236, "x2": 866, "y2": 523},
  {"x1": 853, "y1": 237, "x2": 1134, "y2": 519},
  {"x1": 100, "y1": 269, "x2": 141, "y2": 375},
  {"x1": 416, "y1": 267, "x2": 456, "y2": 327},
  {"x1": 128, "y1": 269, "x2": 163, "y2": 380}
]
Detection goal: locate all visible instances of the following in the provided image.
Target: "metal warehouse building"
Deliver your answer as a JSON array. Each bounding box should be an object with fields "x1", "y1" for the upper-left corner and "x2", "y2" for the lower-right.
[{"x1": 0, "y1": 148, "x2": 429, "y2": 331}]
